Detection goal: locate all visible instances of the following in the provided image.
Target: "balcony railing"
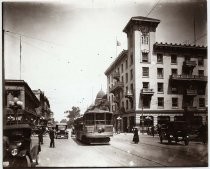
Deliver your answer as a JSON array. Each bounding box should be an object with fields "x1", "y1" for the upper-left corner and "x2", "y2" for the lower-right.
[
  {"x1": 183, "y1": 106, "x2": 197, "y2": 111},
  {"x1": 183, "y1": 60, "x2": 197, "y2": 67},
  {"x1": 112, "y1": 72, "x2": 120, "y2": 81},
  {"x1": 110, "y1": 82, "x2": 124, "y2": 94},
  {"x1": 185, "y1": 89, "x2": 197, "y2": 96},
  {"x1": 141, "y1": 88, "x2": 154, "y2": 95},
  {"x1": 125, "y1": 90, "x2": 133, "y2": 99},
  {"x1": 170, "y1": 75, "x2": 207, "y2": 82}
]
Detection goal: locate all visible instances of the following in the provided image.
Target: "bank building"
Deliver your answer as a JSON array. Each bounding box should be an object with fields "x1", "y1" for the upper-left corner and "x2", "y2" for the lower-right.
[{"x1": 104, "y1": 16, "x2": 207, "y2": 133}]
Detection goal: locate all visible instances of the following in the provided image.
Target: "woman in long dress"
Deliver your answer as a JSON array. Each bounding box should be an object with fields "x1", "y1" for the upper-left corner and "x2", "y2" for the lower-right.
[{"x1": 133, "y1": 128, "x2": 139, "y2": 144}]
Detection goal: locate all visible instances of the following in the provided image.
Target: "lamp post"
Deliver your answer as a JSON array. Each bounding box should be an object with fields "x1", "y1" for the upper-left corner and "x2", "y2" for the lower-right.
[
  {"x1": 117, "y1": 116, "x2": 122, "y2": 134},
  {"x1": 8, "y1": 97, "x2": 23, "y2": 124}
]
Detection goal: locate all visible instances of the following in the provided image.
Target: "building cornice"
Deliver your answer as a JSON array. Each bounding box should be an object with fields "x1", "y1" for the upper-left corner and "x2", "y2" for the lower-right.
[
  {"x1": 104, "y1": 50, "x2": 128, "y2": 76},
  {"x1": 123, "y1": 16, "x2": 160, "y2": 33},
  {"x1": 153, "y1": 42, "x2": 207, "y2": 55}
]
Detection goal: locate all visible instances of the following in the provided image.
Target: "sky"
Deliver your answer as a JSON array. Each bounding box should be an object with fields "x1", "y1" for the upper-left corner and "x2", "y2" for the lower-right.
[{"x1": 3, "y1": 0, "x2": 207, "y2": 122}]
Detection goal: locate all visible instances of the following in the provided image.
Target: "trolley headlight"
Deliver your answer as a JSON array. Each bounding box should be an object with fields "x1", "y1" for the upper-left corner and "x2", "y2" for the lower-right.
[
  {"x1": 11, "y1": 149, "x2": 18, "y2": 156},
  {"x1": 98, "y1": 127, "x2": 104, "y2": 133}
]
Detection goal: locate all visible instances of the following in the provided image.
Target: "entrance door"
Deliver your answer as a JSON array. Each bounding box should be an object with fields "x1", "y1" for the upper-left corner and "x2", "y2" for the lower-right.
[{"x1": 123, "y1": 117, "x2": 127, "y2": 132}]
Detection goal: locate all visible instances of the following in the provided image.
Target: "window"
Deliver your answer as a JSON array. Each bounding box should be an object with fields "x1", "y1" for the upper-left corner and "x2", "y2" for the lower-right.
[
  {"x1": 199, "y1": 98, "x2": 205, "y2": 108},
  {"x1": 142, "y1": 52, "x2": 148, "y2": 62},
  {"x1": 198, "y1": 70, "x2": 204, "y2": 76},
  {"x1": 117, "y1": 67, "x2": 120, "y2": 73},
  {"x1": 171, "y1": 86, "x2": 178, "y2": 94},
  {"x1": 143, "y1": 82, "x2": 149, "y2": 89},
  {"x1": 130, "y1": 54, "x2": 133, "y2": 66},
  {"x1": 158, "y1": 97, "x2": 164, "y2": 107},
  {"x1": 157, "y1": 68, "x2": 163, "y2": 78},
  {"x1": 141, "y1": 35, "x2": 149, "y2": 44},
  {"x1": 171, "y1": 69, "x2": 177, "y2": 76},
  {"x1": 121, "y1": 76, "x2": 124, "y2": 83},
  {"x1": 198, "y1": 57, "x2": 204, "y2": 66},
  {"x1": 157, "y1": 53, "x2": 163, "y2": 63},
  {"x1": 121, "y1": 64, "x2": 124, "y2": 73},
  {"x1": 126, "y1": 60, "x2": 128, "y2": 69},
  {"x1": 143, "y1": 97, "x2": 150, "y2": 108},
  {"x1": 130, "y1": 83, "x2": 134, "y2": 94},
  {"x1": 157, "y1": 83, "x2": 163, "y2": 93},
  {"x1": 126, "y1": 100, "x2": 129, "y2": 109},
  {"x1": 126, "y1": 86, "x2": 128, "y2": 94},
  {"x1": 126, "y1": 73, "x2": 128, "y2": 83},
  {"x1": 130, "y1": 69, "x2": 133, "y2": 80},
  {"x1": 142, "y1": 67, "x2": 149, "y2": 77},
  {"x1": 171, "y1": 54, "x2": 177, "y2": 64},
  {"x1": 172, "y1": 98, "x2": 178, "y2": 108}
]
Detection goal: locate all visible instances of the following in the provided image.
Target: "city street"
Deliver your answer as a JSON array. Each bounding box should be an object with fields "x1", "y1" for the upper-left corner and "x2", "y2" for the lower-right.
[{"x1": 37, "y1": 130, "x2": 208, "y2": 167}]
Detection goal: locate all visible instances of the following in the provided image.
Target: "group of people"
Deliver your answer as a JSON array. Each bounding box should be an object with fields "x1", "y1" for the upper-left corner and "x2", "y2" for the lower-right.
[{"x1": 38, "y1": 127, "x2": 56, "y2": 148}]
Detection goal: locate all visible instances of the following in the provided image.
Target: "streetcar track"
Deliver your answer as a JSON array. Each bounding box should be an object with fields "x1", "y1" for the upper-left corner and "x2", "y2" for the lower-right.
[
  {"x1": 109, "y1": 144, "x2": 167, "y2": 167},
  {"x1": 114, "y1": 136, "x2": 199, "y2": 153}
]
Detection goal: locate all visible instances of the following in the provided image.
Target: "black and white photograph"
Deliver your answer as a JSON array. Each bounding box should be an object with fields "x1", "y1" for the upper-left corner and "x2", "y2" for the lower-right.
[{"x1": 2, "y1": 0, "x2": 208, "y2": 168}]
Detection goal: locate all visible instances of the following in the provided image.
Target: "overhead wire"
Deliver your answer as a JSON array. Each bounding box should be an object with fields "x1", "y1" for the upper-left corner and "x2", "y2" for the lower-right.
[
  {"x1": 146, "y1": 0, "x2": 161, "y2": 17},
  {"x1": 5, "y1": 30, "x2": 68, "y2": 48}
]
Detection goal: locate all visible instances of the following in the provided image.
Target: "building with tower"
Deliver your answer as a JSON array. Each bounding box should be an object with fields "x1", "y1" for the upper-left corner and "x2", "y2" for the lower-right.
[{"x1": 105, "y1": 16, "x2": 207, "y2": 132}]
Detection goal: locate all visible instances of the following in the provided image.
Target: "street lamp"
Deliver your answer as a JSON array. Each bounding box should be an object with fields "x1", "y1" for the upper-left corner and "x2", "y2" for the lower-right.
[
  {"x1": 116, "y1": 116, "x2": 122, "y2": 134},
  {"x1": 8, "y1": 97, "x2": 23, "y2": 124}
]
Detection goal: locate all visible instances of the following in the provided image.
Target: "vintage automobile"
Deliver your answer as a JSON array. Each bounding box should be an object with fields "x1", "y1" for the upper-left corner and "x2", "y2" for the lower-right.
[
  {"x1": 3, "y1": 124, "x2": 41, "y2": 167},
  {"x1": 55, "y1": 123, "x2": 69, "y2": 139},
  {"x1": 159, "y1": 121, "x2": 190, "y2": 145}
]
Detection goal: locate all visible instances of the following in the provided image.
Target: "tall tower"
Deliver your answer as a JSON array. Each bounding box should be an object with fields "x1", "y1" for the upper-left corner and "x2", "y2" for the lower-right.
[{"x1": 123, "y1": 16, "x2": 160, "y2": 126}]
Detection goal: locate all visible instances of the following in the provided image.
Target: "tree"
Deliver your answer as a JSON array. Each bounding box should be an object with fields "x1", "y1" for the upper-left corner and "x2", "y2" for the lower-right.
[
  {"x1": 60, "y1": 119, "x2": 67, "y2": 123},
  {"x1": 64, "y1": 106, "x2": 80, "y2": 127}
]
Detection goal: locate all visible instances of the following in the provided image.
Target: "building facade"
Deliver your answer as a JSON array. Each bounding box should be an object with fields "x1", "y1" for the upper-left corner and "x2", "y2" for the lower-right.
[
  {"x1": 33, "y1": 89, "x2": 54, "y2": 126},
  {"x1": 105, "y1": 16, "x2": 207, "y2": 132},
  {"x1": 4, "y1": 79, "x2": 40, "y2": 125}
]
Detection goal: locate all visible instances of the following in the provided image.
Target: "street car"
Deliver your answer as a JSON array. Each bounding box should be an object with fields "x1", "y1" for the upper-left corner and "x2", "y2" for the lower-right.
[
  {"x1": 55, "y1": 123, "x2": 69, "y2": 139},
  {"x1": 3, "y1": 124, "x2": 41, "y2": 167},
  {"x1": 159, "y1": 121, "x2": 190, "y2": 145}
]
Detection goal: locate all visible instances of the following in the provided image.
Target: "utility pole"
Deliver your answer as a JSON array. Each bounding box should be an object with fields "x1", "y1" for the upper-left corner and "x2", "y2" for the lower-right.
[{"x1": 20, "y1": 35, "x2": 22, "y2": 80}]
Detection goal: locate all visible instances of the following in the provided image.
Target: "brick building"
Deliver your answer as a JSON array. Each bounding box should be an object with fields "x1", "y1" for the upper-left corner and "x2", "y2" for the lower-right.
[{"x1": 105, "y1": 16, "x2": 207, "y2": 132}]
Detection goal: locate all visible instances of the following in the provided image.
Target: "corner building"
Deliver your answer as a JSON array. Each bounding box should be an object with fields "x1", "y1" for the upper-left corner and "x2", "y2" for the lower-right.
[{"x1": 105, "y1": 16, "x2": 207, "y2": 132}]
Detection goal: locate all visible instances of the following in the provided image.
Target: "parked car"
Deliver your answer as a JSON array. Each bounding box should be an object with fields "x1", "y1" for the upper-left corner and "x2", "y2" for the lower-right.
[
  {"x1": 159, "y1": 121, "x2": 190, "y2": 145},
  {"x1": 3, "y1": 124, "x2": 41, "y2": 167},
  {"x1": 55, "y1": 123, "x2": 69, "y2": 139}
]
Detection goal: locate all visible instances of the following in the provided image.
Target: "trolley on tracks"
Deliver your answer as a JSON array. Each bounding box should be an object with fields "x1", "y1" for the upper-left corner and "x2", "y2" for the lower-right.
[{"x1": 74, "y1": 109, "x2": 113, "y2": 144}]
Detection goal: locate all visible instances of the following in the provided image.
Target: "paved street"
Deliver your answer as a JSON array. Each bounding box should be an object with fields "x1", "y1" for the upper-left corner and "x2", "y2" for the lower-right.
[{"x1": 36, "y1": 131, "x2": 208, "y2": 167}]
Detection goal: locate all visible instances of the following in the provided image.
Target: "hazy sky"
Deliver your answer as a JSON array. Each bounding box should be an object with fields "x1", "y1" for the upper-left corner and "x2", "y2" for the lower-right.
[{"x1": 3, "y1": 0, "x2": 207, "y2": 122}]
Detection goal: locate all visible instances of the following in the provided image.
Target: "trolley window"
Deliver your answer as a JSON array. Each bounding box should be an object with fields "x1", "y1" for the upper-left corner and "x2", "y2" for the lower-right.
[
  {"x1": 57, "y1": 125, "x2": 66, "y2": 130},
  {"x1": 86, "y1": 114, "x2": 94, "y2": 125},
  {"x1": 106, "y1": 113, "x2": 112, "y2": 125},
  {"x1": 96, "y1": 113, "x2": 105, "y2": 124}
]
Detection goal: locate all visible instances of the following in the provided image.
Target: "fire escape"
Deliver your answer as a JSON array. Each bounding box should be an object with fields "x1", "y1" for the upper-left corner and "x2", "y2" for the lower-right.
[
  {"x1": 170, "y1": 58, "x2": 207, "y2": 122},
  {"x1": 109, "y1": 71, "x2": 124, "y2": 115}
]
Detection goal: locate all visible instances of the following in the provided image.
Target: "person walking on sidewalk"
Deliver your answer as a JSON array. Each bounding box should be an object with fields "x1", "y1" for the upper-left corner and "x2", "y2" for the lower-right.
[
  {"x1": 133, "y1": 128, "x2": 139, "y2": 144},
  {"x1": 151, "y1": 126, "x2": 155, "y2": 137},
  {"x1": 49, "y1": 127, "x2": 55, "y2": 148}
]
